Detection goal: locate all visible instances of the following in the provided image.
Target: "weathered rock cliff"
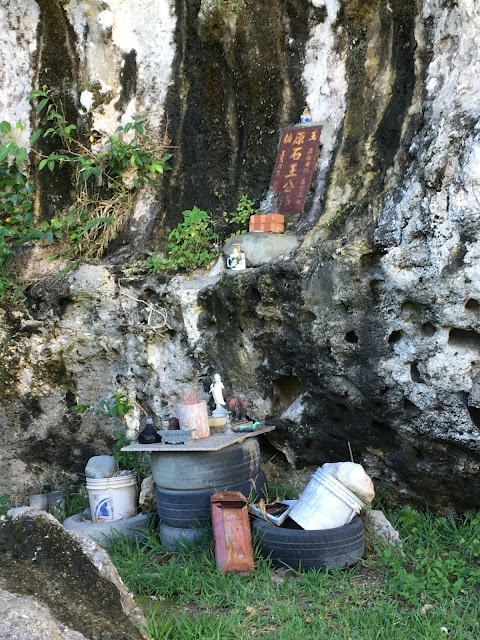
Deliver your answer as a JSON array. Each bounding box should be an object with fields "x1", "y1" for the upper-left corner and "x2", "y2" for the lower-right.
[{"x1": 1, "y1": 0, "x2": 479, "y2": 512}]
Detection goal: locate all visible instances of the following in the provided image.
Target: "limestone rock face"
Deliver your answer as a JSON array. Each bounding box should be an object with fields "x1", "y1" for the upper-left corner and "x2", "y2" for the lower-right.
[
  {"x1": 1, "y1": 1, "x2": 480, "y2": 513},
  {"x1": 0, "y1": 509, "x2": 147, "y2": 640}
]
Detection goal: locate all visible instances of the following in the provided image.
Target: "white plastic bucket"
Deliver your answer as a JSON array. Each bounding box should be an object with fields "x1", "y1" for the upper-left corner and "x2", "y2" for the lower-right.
[
  {"x1": 86, "y1": 474, "x2": 137, "y2": 522},
  {"x1": 288, "y1": 468, "x2": 365, "y2": 530}
]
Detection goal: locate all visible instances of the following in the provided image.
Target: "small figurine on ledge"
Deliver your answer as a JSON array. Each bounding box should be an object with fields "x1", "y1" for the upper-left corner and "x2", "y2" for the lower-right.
[
  {"x1": 210, "y1": 373, "x2": 228, "y2": 416},
  {"x1": 300, "y1": 105, "x2": 312, "y2": 123},
  {"x1": 227, "y1": 397, "x2": 247, "y2": 423}
]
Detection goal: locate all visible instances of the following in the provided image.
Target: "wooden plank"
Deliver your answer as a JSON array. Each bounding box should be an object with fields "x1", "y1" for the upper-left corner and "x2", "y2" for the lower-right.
[{"x1": 121, "y1": 425, "x2": 275, "y2": 452}]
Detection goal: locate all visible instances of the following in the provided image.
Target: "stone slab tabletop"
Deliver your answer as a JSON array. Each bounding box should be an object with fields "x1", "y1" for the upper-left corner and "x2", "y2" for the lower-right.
[{"x1": 122, "y1": 425, "x2": 275, "y2": 452}]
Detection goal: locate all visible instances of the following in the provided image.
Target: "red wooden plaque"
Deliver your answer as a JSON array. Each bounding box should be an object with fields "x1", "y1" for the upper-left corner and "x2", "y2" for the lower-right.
[{"x1": 269, "y1": 125, "x2": 322, "y2": 214}]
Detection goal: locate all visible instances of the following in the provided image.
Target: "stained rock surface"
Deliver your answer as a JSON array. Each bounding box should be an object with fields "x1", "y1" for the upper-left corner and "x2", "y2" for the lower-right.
[
  {"x1": 0, "y1": 1, "x2": 480, "y2": 513},
  {"x1": 0, "y1": 509, "x2": 147, "y2": 640}
]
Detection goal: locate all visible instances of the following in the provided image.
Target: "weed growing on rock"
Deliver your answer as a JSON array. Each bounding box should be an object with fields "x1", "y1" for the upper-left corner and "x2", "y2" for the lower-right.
[
  {"x1": 71, "y1": 390, "x2": 150, "y2": 482},
  {"x1": 147, "y1": 206, "x2": 218, "y2": 273},
  {"x1": 147, "y1": 195, "x2": 255, "y2": 274},
  {"x1": 320, "y1": 207, "x2": 344, "y2": 228},
  {"x1": 71, "y1": 391, "x2": 136, "y2": 418},
  {"x1": 0, "y1": 86, "x2": 171, "y2": 301},
  {"x1": 0, "y1": 494, "x2": 10, "y2": 516},
  {"x1": 221, "y1": 194, "x2": 256, "y2": 236}
]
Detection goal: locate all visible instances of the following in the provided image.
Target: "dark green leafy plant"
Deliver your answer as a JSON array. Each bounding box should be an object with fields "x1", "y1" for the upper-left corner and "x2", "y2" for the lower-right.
[
  {"x1": 0, "y1": 494, "x2": 10, "y2": 516},
  {"x1": 0, "y1": 120, "x2": 53, "y2": 300},
  {"x1": 147, "y1": 205, "x2": 217, "y2": 273},
  {"x1": 147, "y1": 195, "x2": 256, "y2": 274},
  {"x1": 221, "y1": 194, "x2": 256, "y2": 238}
]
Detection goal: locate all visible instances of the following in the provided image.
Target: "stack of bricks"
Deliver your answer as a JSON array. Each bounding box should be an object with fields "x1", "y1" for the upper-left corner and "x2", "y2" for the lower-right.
[{"x1": 249, "y1": 213, "x2": 284, "y2": 233}]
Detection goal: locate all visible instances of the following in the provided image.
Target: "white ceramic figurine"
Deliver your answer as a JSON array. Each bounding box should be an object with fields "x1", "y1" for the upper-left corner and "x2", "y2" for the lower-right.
[{"x1": 210, "y1": 373, "x2": 226, "y2": 413}]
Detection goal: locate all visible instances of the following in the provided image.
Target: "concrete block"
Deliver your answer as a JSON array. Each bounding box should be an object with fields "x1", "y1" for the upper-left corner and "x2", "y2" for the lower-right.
[{"x1": 224, "y1": 232, "x2": 299, "y2": 268}]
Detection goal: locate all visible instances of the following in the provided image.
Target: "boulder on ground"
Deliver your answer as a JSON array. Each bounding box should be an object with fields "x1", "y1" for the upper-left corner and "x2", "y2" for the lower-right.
[
  {"x1": 365, "y1": 509, "x2": 402, "y2": 548},
  {"x1": 0, "y1": 508, "x2": 147, "y2": 640}
]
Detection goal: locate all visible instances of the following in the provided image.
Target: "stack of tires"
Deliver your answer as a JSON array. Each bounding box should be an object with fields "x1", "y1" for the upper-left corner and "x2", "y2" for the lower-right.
[{"x1": 151, "y1": 438, "x2": 267, "y2": 551}]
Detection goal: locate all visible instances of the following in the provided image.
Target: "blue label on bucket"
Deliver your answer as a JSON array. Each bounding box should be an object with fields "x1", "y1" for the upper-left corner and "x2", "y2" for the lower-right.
[{"x1": 95, "y1": 497, "x2": 114, "y2": 521}]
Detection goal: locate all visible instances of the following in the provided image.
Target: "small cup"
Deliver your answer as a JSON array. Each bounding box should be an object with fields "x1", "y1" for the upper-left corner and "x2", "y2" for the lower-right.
[
  {"x1": 47, "y1": 490, "x2": 64, "y2": 512},
  {"x1": 29, "y1": 494, "x2": 48, "y2": 511}
]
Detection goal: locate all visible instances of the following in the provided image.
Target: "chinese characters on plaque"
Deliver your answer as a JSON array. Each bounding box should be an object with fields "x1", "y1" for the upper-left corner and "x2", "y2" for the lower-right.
[{"x1": 269, "y1": 125, "x2": 322, "y2": 214}]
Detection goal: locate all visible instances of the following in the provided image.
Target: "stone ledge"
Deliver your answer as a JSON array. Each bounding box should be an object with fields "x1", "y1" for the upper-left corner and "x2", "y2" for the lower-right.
[{"x1": 224, "y1": 232, "x2": 299, "y2": 268}]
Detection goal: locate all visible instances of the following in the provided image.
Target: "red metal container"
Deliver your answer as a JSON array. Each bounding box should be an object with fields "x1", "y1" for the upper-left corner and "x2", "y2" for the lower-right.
[{"x1": 210, "y1": 491, "x2": 254, "y2": 574}]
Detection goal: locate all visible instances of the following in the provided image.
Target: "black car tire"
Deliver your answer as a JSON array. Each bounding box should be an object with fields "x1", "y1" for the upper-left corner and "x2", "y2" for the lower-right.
[
  {"x1": 151, "y1": 438, "x2": 261, "y2": 489},
  {"x1": 156, "y1": 470, "x2": 267, "y2": 528},
  {"x1": 251, "y1": 515, "x2": 365, "y2": 571},
  {"x1": 159, "y1": 522, "x2": 212, "y2": 552}
]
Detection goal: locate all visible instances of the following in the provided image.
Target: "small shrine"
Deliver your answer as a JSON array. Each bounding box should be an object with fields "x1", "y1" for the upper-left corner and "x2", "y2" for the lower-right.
[{"x1": 249, "y1": 108, "x2": 323, "y2": 234}]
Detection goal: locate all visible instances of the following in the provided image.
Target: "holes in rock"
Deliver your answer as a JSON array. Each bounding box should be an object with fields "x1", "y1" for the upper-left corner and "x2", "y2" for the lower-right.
[
  {"x1": 403, "y1": 398, "x2": 419, "y2": 415},
  {"x1": 465, "y1": 299, "x2": 480, "y2": 312},
  {"x1": 421, "y1": 322, "x2": 436, "y2": 337},
  {"x1": 65, "y1": 390, "x2": 76, "y2": 407},
  {"x1": 344, "y1": 331, "x2": 358, "y2": 344},
  {"x1": 298, "y1": 310, "x2": 317, "y2": 322},
  {"x1": 412, "y1": 447, "x2": 424, "y2": 461},
  {"x1": 448, "y1": 328, "x2": 480, "y2": 351},
  {"x1": 197, "y1": 311, "x2": 216, "y2": 330},
  {"x1": 400, "y1": 301, "x2": 420, "y2": 321},
  {"x1": 272, "y1": 375, "x2": 306, "y2": 413},
  {"x1": 410, "y1": 362, "x2": 425, "y2": 383},
  {"x1": 370, "y1": 420, "x2": 390, "y2": 433},
  {"x1": 245, "y1": 286, "x2": 261, "y2": 307},
  {"x1": 369, "y1": 420, "x2": 397, "y2": 445},
  {"x1": 468, "y1": 405, "x2": 480, "y2": 428},
  {"x1": 304, "y1": 439, "x2": 319, "y2": 450},
  {"x1": 388, "y1": 330, "x2": 402, "y2": 345}
]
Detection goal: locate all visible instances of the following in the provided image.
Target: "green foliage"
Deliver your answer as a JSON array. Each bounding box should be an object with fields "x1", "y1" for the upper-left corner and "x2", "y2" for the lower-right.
[
  {"x1": 222, "y1": 194, "x2": 256, "y2": 235},
  {"x1": 29, "y1": 87, "x2": 171, "y2": 190},
  {"x1": 112, "y1": 429, "x2": 151, "y2": 481},
  {"x1": 0, "y1": 121, "x2": 51, "y2": 301},
  {"x1": 47, "y1": 479, "x2": 89, "y2": 523},
  {"x1": 0, "y1": 494, "x2": 10, "y2": 516},
  {"x1": 107, "y1": 507, "x2": 480, "y2": 640},
  {"x1": 71, "y1": 391, "x2": 135, "y2": 419},
  {"x1": 72, "y1": 392, "x2": 150, "y2": 481},
  {"x1": 0, "y1": 86, "x2": 171, "y2": 301},
  {"x1": 147, "y1": 205, "x2": 217, "y2": 273},
  {"x1": 98, "y1": 392, "x2": 135, "y2": 418},
  {"x1": 320, "y1": 207, "x2": 343, "y2": 228},
  {"x1": 374, "y1": 507, "x2": 480, "y2": 606},
  {"x1": 147, "y1": 195, "x2": 256, "y2": 274}
]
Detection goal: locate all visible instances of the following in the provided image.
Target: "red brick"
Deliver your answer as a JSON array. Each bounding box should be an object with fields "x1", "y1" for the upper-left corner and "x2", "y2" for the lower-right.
[{"x1": 249, "y1": 214, "x2": 284, "y2": 233}]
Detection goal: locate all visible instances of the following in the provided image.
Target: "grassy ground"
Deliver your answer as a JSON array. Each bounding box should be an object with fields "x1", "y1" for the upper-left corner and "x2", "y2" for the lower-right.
[{"x1": 107, "y1": 507, "x2": 480, "y2": 640}]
